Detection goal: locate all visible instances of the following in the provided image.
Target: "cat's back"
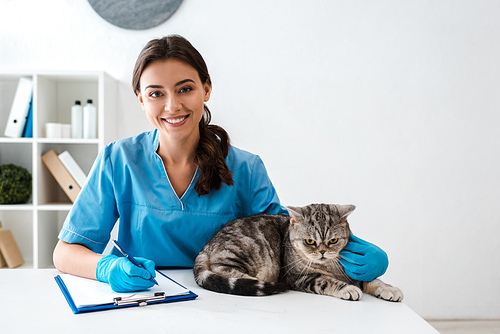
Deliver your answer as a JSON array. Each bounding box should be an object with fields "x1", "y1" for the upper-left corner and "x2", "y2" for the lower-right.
[
  {"x1": 229, "y1": 213, "x2": 289, "y2": 235},
  {"x1": 203, "y1": 213, "x2": 290, "y2": 251}
]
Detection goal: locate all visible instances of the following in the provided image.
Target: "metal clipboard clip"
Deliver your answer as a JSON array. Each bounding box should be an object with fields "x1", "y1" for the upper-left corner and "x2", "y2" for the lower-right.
[{"x1": 113, "y1": 292, "x2": 166, "y2": 306}]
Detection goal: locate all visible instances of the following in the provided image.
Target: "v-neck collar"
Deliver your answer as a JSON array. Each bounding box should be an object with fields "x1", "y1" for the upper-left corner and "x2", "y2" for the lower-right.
[{"x1": 151, "y1": 129, "x2": 199, "y2": 209}]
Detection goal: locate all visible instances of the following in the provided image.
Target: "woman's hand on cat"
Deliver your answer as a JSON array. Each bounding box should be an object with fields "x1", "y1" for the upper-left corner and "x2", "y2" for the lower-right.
[{"x1": 339, "y1": 234, "x2": 389, "y2": 282}]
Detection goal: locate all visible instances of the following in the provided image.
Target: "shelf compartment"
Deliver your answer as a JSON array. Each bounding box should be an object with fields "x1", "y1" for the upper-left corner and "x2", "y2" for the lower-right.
[
  {"x1": 0, "y1": 74, "x2": 33, "y2": 139},
  {"x1": 0, "y1": 142, "x2": 34, "y2": 206},
  {"x1": 36, "y1": 210, "x2": 67, "y2": 268},
  {"x1": 37, "y1": 143, "x2": 98, "y2": 206},
  {"x1": 0, "y1": 141, "x2": 33, "y2": 170},
  {"x1": 36, "y1": 74, "x2": 99, "y2": 139},
  {"x1": 0, "y1": 210, "x2": 34, "y2": 267}
]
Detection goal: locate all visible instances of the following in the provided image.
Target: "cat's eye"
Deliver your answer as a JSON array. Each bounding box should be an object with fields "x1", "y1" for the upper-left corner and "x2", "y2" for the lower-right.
[
  {"x1": 304, "y1": 239, "x2": 316, "y2": 246},
  {"x1": 329, "y1": 238, "x2": 338, "y2": 245}
]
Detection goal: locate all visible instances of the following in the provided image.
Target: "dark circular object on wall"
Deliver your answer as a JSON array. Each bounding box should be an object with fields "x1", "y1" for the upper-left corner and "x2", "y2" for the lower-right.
[{"x1": 88, "y1": 0, "x2": 183, "y2": 30}]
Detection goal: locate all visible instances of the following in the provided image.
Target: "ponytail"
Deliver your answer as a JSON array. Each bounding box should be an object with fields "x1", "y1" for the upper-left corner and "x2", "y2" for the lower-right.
[{"x1": 194, "y1": 106, "x2": 234, "y2": 196}]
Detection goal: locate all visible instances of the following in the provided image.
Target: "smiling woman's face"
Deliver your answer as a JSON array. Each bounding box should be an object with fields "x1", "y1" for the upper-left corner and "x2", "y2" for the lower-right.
[{"x1": 137, "y1": 59, "x2": 211, "y2": 145}]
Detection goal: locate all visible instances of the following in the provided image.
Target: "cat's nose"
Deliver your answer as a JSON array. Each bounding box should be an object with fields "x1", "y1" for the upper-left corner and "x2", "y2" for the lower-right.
[{"x1": 320, "y1": 250, "x2": 326, "y2": 254}]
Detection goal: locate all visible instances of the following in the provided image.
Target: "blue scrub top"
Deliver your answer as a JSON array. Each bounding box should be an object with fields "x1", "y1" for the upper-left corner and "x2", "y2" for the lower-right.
[{"x1": 58, "y1": 130, "x2": 288, "y2": 268}]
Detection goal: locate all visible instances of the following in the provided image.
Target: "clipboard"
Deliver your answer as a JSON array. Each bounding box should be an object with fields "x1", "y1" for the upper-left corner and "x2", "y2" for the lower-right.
[{"x1": 55, "y1": 271, "x2": 198, "y2": 314}]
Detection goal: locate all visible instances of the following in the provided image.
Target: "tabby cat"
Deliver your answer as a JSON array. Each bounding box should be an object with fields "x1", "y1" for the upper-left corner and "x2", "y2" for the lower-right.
[{"x1": 194, "y1": 203, "x2": 403, "y2": 302}]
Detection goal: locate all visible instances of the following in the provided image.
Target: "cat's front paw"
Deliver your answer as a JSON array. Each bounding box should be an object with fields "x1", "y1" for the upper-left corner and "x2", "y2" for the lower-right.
[
  {"x1": 374, "y1": 285, "x2": 404, "y2": 302},
  {"x1": 336, "y1": 285, "x2": 363, "y2": 301}
]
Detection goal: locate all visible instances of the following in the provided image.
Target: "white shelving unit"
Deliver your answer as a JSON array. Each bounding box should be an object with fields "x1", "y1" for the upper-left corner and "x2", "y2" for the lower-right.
[{"x1": 0, "y1": 71, "x2": 117, "y2": 269}]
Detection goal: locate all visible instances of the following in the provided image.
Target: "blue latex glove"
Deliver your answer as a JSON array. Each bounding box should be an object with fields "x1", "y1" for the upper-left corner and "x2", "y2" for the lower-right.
[
  {"x1": 339, "y1": 234, "x2": 389, "y2": 282},
  {"x1": 96, "y1": 254, "x2": 156, "y2": 292}
]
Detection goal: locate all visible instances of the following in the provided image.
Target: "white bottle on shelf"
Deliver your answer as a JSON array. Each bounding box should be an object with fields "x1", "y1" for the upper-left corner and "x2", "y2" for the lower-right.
[
  {"x1": 83, "y1": 99, "x2": 97, "y2": 139},
  {"x1": 71, "y1": 100, "x2": 83, "y2": 138}
]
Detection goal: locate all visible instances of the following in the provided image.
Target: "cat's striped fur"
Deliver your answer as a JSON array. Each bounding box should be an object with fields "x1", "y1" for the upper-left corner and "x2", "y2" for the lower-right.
[{"x1": 194, "y1": 203, "x2": 403, "y2": 301}]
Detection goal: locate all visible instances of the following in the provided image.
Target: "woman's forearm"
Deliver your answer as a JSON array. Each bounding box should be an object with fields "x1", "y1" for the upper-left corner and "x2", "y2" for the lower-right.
[{"x1": 53, "y1": 240, "x2": 103, "y2": 280}]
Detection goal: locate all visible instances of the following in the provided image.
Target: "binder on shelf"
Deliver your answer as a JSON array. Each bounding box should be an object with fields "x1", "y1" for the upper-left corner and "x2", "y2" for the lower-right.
[
  {"x1": 58, "y1": 151, "x2": 87, "y2": 188},
  {"x1": 41, "y1": 150, "x2": 81, "y2": 203},
  {"x1": 54, "y1": 271, "x2": 198, "y2": 314},
  {"x1": 0, "y1": 226, "x2": 24, "y2": 268},
  {"x1": 4, "y1": 77, "x2": 33, "y2": 138},
  {"x1": 21, "y1": 98, "x2": 33, "y2": 138}
]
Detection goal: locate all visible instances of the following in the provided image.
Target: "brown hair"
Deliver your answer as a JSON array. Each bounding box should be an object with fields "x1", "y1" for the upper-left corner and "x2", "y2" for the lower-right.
[{"x1": 132, "y1": 35, "x2": 234, "y2": 196}]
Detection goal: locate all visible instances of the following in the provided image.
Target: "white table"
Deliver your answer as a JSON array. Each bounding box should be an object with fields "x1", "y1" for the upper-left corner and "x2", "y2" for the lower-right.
[{"x1": 0, "y1": 269, "x2": 437, "y2": 333}]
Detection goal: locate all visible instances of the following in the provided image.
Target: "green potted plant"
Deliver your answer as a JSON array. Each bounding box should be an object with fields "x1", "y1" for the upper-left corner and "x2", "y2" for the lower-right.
[{"x1": 0, "y1": 164, "x2": 32, "y2": 204}]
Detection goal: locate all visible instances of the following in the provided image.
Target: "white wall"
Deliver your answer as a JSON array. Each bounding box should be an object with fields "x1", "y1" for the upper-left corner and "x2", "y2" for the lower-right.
[{"x1": 1, "y1": 0, "x2": 499, "y2": 320}]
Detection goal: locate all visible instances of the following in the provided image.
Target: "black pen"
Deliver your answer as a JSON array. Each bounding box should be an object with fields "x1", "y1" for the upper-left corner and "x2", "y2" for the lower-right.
[{"x1": 112, "y1": 239, "x2": 159, "y2": 286}]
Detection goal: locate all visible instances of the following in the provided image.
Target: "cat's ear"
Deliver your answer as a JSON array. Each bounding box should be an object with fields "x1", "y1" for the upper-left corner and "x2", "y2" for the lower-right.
[
  {"x1": 336, "y1": 204, "x2": 356, "y2": 219},
  {"x1": 286, "y1": 206, "x2": 303, "y2": 223}
]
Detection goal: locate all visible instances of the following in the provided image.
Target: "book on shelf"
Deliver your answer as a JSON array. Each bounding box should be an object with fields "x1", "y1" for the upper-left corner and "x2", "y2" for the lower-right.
[
  {"x1": 58, "y1": 151, "x2": 87, "y2": 188},
  {"x1": 0, "y1": 221, "x2": 24, "y2": 268},
  {"x1": 0, "y1": 221, "x2": 6, "y2": 268},
  {"x1": 0, "y1": 249, "x2": 6, "y2": 268},
  {"x1": 41, "y1": 150, "x2": 81, "y2": 203},
  {"x1": 4, "y1": 77, "x2": 33, "y2": 138}
]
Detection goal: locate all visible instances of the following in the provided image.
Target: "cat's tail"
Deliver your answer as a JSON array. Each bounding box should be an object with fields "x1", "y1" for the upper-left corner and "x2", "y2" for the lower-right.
[
  {"x1": 194, "y1": 258, "x2": 288, "y2": 296},
  {"x1": 195, "y1": 271, "x2": 289, "y2": 296}
]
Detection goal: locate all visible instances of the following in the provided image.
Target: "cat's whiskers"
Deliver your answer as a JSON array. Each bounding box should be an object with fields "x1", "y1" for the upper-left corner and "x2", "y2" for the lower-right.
[
  {"x1": 296, "y1": 259, "x2": 313, "y2": 286},
  {"x1": 331, "y1": 258, "x2": 351, "y2": 282},
  {"x1": 282, "y1": 256, "x2": 302, "y2": 270},
  {"x1": 282, "y1": 255, "x2": 309, "y2": 278}
]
